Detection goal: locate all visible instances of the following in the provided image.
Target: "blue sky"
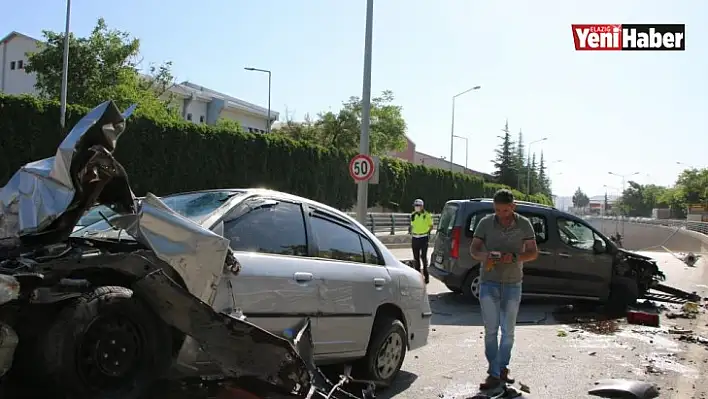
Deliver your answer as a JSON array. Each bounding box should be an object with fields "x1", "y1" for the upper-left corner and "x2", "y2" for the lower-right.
[{"x1": 6, "y1": 0, "x2": 706, "y2": 196}]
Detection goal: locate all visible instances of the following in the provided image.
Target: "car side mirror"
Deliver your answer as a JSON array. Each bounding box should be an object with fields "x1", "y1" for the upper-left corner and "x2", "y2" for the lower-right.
[{"x1": 593, "y1": 239, "x2": 606, "y2": 254}]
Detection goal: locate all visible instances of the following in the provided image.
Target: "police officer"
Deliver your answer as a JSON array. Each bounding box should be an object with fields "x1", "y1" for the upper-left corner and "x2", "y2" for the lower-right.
[{"x1": 410, "y1": 198, "x2": 433, "y2": 284}]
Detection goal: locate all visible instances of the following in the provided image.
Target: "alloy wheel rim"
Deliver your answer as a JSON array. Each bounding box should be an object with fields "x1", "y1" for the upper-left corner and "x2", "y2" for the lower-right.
[{"x1": 375, "y1": 331, "x2": 404, "y2": 380}]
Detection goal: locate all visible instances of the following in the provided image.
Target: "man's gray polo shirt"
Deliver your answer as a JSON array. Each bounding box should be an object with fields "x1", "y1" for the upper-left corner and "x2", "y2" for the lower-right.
[{"x1": 473, "y1": 213, "x2": 536, "y2": 284}]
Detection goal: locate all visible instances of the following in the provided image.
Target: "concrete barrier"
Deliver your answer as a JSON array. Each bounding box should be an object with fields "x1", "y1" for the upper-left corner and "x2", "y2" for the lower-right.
[{"x1": 588, "y1": 219, "x2": 708, "y2": 253}]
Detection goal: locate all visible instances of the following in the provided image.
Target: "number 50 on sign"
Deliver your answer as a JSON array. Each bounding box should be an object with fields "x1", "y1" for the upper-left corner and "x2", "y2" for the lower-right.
[{"x1": 349, "y1": 154, "x2": 379, "y2": 184}]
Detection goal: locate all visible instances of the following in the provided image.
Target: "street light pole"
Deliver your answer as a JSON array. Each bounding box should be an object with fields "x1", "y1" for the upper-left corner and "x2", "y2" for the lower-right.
[
  {"x1": 244, "y1": 67, "x2": 272, "y2": 133},
  {"x1": 59, "y1": 0, "x2": 71, "y2": 130},
  {"x1": 449, "y1": 85, "x2": 481, "y2": 171},
  {"x1": 355, "y1": 0, "x2": 374, "y2": 224},
  {"x1": 526, "y1": 137, "x2": 548, "y2": 199},
  {"x1": 452, "y1": 134, "x2": 469, "y2": 169}
]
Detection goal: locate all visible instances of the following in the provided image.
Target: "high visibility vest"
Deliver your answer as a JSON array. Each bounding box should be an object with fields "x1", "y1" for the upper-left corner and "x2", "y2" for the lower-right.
[{"x1": 410, "y1": 211, "x2": 432, "y2": 236}]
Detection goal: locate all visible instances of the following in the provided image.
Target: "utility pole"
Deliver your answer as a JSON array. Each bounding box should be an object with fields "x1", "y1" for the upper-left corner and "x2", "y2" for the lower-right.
[
  {"x1": 59, "y1": 0, "x2": 71, "y2": 130},
  {"x1": 355, "y1": 0, "x2": 374, "y2": 224}
]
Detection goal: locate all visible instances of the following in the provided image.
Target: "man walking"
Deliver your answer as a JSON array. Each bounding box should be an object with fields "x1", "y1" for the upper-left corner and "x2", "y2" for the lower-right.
[
  {"x1": 410, "y1": 198, "x2": 434, "y2": 284},
  {"x1": 469, "y1": 189, "x2": 539, "y2": 391}
]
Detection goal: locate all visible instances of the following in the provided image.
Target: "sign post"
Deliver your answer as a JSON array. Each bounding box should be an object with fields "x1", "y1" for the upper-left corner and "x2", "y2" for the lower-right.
[
  {"x1": 355, "y1": 0, "x2": 375, "y2": 225},
  {"x1": 350, "y1": 154, "x2": 375, "y2": 183}
]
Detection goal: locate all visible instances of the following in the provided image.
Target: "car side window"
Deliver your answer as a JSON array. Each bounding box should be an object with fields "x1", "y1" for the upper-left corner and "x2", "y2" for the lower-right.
[
  {"x1": 223, "y1": 200, "x2": 308, "y2": 256},
  {"x1": 556, "y1": 217, "x2": 601, "y2": 251},
  {"x1": 360, "y1": 236, "x2": 383, "y2": 265},
  {"x1": 310, "y1": 217, "x2": 365, "y2": 263},
  {"x1": 437, "y1": 204, "x2": 458, "y2": 236},
  {"x1": 465, "y1": 210, "x2": 493, "y2": 237},
  {"x1": 519, "y1": 213, "x2": 548, "y2": 243}
]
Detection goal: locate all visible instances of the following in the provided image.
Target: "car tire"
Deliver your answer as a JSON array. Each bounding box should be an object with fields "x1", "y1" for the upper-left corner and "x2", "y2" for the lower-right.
[
  {"x1": 461, "y1": 266, "x2": 481, "y2": 301},
  {"x1": 359, "y1": 316, "x2": 407, "y2": 387},
  {"x1": 445, "y1": 284, "x2": 463, "y2": 294},
  {"x1": 607, "y1": 278, "x2": 639, "y2": 311},
  {"x1": 39, "y1": 286, "x2": 173, "y2": 399}
]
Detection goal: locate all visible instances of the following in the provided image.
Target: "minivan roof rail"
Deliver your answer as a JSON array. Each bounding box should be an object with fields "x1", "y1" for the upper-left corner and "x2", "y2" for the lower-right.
[{"x1": 467, "y1": 198, "x2": 556, "y2": 210}]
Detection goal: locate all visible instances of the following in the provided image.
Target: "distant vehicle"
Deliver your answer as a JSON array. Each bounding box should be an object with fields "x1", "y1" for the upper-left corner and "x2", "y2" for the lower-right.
[
  {"x1": 75, "y1": 189, "x2": 432, "y2": 386},
  {"x1": 429, "y1": 199, "x2": 666, "y2": 307}
]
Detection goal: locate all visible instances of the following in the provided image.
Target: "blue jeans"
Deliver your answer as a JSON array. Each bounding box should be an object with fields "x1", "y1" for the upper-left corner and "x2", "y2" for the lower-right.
[{"x1": 479, "y1": 281, "x2": 522, "y2": 378}]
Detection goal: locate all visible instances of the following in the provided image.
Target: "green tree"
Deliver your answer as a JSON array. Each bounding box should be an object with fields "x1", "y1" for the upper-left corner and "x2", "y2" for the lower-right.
[
  {"x1": 25, "y1": 18, "x2": 177, "y2": 121},
  {"x1": 273, "y1": 90, "x2": 407, "y2": 156},
  {"x1": 493, "y1": 120, "x2": 518, "y2": 188},
  {"x1": 537, "y1": 151, "x2": 550, "y2": 195},
  {"x1": 215, "y1": 118, "x2": 245, "y2": 133},
  {"x1": 529, "y1": 153, "x2": 538, "y2": 194},
  {"x1": 675, "y1": 168, "x2": 708, "y2": 206},
  {"x1": 515, "y1": 129, "x2": 526, "y2": 192},
  {"x1": 572, "y1": 187, "x2": 590, "y2": 208},
  {"x1": 603, "y1": 192, "x2": 609, "y2": 213}
]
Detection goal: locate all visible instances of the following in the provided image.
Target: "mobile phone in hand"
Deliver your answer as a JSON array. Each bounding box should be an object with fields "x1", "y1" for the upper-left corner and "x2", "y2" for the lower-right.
[{"x1": 488, "y1": 251, "x2": 502, "y2": 259}]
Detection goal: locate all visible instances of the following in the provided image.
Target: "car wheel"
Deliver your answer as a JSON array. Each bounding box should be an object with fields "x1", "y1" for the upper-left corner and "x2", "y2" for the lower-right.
[
  {"x1": 445, "y1": 284, "x2": 463, "y2": 294},
  {"x1": 607, "y1": 278, "x2": 639, "y2": 311},
  {"x1": 360, "y1": 316, "x2": 407, "y2": 387},
  {"x1": 461, "y1": 267, "x2": 481, "y2": 301},
  {"x1": 39, "y1": 286, "x2": 173, "y2": 399}
]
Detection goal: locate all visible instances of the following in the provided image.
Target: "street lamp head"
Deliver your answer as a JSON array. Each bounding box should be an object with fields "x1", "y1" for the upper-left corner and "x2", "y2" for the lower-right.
[
  {"x1": 541, "y1": 137, "x2": 548, "y2": 141},
  {"x1": 473, "y1": 85, "x2": 481, "y2": 90},
  {"x1": 244, "y1": 67, "x2": 255, "y2": 71}
]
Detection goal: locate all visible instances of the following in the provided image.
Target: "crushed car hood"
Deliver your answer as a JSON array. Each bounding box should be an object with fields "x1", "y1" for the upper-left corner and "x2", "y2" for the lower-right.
[
  {"x1": 0, "y1": 101, "x2": 137, "y2": 249},
  {"x1": 617, "y1": 248, "x2": 654, "y2": 261}
]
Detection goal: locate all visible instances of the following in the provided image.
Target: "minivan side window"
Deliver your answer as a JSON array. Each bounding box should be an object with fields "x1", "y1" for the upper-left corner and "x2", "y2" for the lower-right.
[
  {"x1": 519, "y1": 213, "x2": 548, "y2": 243},
  {"x1": 556, "y1": 217, "x2": 603, "y2": 251},
  {"x1": 437, "y1": 204, "x2": 458, "y2": 235},
  {"x1": 224, "y1": 201, "x2": 308, "y2": 256},
  {"x1": 310, "y1": 217, "x2": 365, "y2": 263}
]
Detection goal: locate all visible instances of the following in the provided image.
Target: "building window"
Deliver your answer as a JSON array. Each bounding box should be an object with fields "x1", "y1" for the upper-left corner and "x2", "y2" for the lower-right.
[
  {"x1": 186, "y1": 113, "x2": 192, "y2": 121},
  {"x1": 17, "y1": 60, "x2": 23, "y2": 69},
  {"x1": 199, "y1": 115, "x2": 205, "y2": 123},
  {"x1": 10, "y1": 61, "x2": 15, "y2": 70}
]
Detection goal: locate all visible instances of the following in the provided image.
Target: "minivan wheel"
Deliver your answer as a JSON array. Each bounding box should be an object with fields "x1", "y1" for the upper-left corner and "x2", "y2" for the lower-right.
[
  {"x1": 358, "y1": 316, "x2": 407, "y2": 387},
  {"x1": 461, "y1": 267, "x2": 481, "y2": 301}
]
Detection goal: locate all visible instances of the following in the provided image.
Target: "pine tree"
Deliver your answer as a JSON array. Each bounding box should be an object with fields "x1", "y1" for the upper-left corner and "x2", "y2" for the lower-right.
[
  {"x1": 493, "y1": 119, "x2": 518, "y2": 188},
  {"x1": 515, "y1": 129, "x2": 526, "y2": 191},
  {"x1": 538, "y1": 151, "x2": 549, "y2": 195},
  {"x1": 529, "y1": 153, "x2": 538, "y2": 194}
]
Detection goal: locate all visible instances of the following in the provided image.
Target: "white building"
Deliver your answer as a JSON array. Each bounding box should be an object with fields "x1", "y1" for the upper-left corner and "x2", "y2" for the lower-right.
[{"x1": 0, "y1": 31, "x2": 278, "y2": 132}]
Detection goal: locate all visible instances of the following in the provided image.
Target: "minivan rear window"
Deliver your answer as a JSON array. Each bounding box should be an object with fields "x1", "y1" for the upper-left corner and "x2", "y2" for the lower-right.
[
  {"x1": 437, "y1": 203, "x2": 458, "y2": 236},
  {"x1": 466, "y1": 210, "x2": 494, "y2": 237}
]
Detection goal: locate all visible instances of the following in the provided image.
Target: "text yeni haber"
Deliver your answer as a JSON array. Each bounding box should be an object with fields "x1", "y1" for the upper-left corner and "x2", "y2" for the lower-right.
[{"x1": 571, "y1": 24, "x2": 685, "y2": 51}]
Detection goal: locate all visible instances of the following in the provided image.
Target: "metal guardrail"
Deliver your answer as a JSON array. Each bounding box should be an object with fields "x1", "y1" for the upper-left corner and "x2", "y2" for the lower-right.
[
  {"x1": 346, "y1": 213, "x2": 441, "y2": 235},
  {"x1": 587, "y1": 216, "x2": 708, "y2": 236}
]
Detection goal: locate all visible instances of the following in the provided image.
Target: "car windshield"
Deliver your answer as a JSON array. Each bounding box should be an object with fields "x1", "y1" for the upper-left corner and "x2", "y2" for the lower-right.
[{"x1": 72, "y1": 190, "x2": 243, "y2": 238}]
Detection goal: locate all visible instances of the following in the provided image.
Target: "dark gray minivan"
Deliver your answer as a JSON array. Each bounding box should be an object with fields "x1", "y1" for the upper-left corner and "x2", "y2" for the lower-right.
[{"x1": 428, "y1": 198, "x2": 664, "y2": 306}]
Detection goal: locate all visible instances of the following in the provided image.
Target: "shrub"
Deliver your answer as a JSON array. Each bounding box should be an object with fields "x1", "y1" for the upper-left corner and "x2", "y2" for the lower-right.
[{"x1": 0, "y1": 95, "x2": 551, "y2": 212}]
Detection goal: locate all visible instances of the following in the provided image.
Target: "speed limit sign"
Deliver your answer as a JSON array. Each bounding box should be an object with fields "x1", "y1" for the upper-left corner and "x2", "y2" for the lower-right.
[{"x1": 349, "y1": 154, "x2": 375, "y2": 182}]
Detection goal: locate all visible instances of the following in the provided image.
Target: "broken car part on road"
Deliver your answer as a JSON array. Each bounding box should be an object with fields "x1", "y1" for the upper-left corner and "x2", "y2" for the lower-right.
[{"x1": 0, "y1": 101, "x2": 373, "y2": 399}]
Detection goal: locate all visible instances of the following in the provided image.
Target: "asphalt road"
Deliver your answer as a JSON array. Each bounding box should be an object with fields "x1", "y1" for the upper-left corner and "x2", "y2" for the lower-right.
[{"x1": 382, "y1": 247, "x2": 708, "y2": 399}]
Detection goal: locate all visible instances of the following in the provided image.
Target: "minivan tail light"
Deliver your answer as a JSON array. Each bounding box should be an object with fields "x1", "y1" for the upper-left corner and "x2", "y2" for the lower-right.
[{"x1": 450, "y1": 226, "x2": 461, "y2": 259}]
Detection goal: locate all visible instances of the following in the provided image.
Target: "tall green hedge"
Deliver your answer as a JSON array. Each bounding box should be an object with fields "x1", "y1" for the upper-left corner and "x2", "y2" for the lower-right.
[{"x1": 0, "y1": 95, "x2": 551, "y2": 212}]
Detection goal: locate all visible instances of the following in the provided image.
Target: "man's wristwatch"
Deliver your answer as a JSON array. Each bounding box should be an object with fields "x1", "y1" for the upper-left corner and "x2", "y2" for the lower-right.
[{"x1": 511, "y1": 253, "x2": 518, "y2": 263}]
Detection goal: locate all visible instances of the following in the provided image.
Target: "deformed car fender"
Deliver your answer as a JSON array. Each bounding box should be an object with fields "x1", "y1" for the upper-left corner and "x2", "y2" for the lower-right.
[{"x1": 133, "y1": 269, "x2": 313, "y2": 397}]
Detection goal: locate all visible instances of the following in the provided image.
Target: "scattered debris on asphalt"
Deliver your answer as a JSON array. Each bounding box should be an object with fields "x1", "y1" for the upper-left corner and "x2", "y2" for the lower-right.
[
  {"x1": 677, "y1": 334, "x2": 708, "y2": 346},
  {"x1": 627, "y1": 309, "x2": 660, "y2": 327},
  {"x1": 666, "y1": 302, "x2": 700, "y2": 319},
  {"x1": 682, "y1": 252, "x2": 700, "y2": 267},
  {"x1": 552, "y1": 304, "x2": 620, "y2": 335}
]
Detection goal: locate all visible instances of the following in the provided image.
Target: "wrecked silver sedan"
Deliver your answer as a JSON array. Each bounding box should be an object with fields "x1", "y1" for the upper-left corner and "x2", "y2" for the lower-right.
[{"x1": 0, "y1": 101, "x2": 392, "y2": 399}]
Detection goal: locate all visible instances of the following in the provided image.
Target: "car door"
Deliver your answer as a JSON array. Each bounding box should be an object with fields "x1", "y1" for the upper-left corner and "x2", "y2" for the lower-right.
[
  {"x1": 546, "y1": 216, "x2": 613, "y2": 298},
  {"x1": 217, "y1": 196, "x2": 323, "y2": 342},
  {"x1": 305, "y1": 208, "x2": 392, "y2": 356},
  {"x1": 514, "y1": 211, "x2": 557, "y2": 295}
]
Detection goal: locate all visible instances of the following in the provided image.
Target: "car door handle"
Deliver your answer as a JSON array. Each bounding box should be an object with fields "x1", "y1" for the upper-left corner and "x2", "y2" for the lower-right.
[
  {"x1": 539, "y1": 250, "x2": 552, "y2": 256},
  {"x1": 294, "y1": 272, "x2": 313, "y2": 282},
  {"x1": 557, "y1": 252, "x2": 572, "y2": 258},
  {"x1": 373, "y1": 278, "x2": 386, "y2": 287}
]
